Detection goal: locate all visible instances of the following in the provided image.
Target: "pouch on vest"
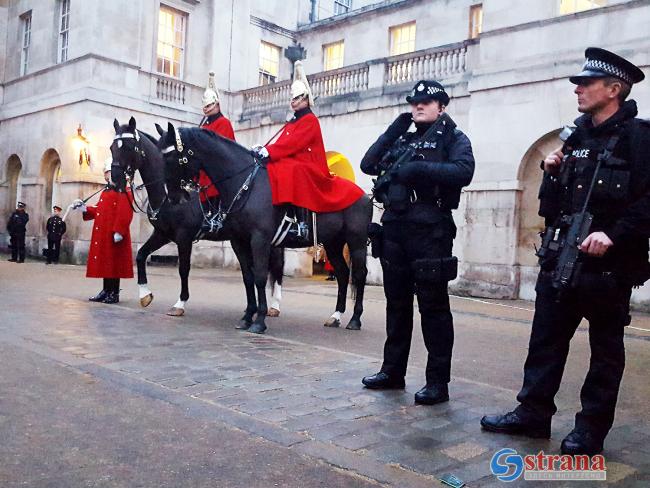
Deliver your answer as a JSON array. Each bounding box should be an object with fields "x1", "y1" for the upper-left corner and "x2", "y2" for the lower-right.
[
  {"x1": 538, "y1": 172, "x2": 562, "y2": 218},
  {"x1": 412, "y1": 256, "x2": 458, "y2": 283}
]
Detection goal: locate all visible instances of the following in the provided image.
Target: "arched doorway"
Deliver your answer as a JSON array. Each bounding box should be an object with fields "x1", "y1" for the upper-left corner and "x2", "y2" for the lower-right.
[
  {"x1": 516, "y1": 129, "x2": 563, "y2": 297},
  {"x1": 4, "y1": 155, "x2": 23, "y2": 212},
  {"x1": 40, "y1": 149, "x2": 62, "y2": 211}
]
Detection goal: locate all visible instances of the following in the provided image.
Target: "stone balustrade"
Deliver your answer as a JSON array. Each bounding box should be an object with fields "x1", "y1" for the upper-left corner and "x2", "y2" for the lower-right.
[
  {"x1": 385, "y1": 41, "x2": 470, "y2": 86},
  {"x1": 154, "y1": 75, "x2": 189, "y2": 105},
  {"x1": 239, "y1": 40, "x2": 475, "y2": 119}
]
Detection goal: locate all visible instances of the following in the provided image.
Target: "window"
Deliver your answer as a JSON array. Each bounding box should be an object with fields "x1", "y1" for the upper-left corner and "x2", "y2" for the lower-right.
[
  {"x1": 469, "y1": 4, "x2": 483, "y2": 39},
  {"x1": 157, "y1": 6, "x2": 187, "y2": 78},
  {"x1": 559, "y1": 0, "x2": 606, "y2": 15},
  {"x1": 389, "y1": 21, "x2": 416, "y2": 56},
  {"x1": 323, "y1": 41, "x2": 344, "y2": 71},
  {"x1": 20, "y1": 12, "x2": 31, "y2": 75},
  {"x1": 57, "y1": 0, "x2": 70, "y2": 63},
  {"x1": 259, "y1": 41, "x2": 280, "y2": 85},
  {"x1": 333, "y1": 0, "x2": 352, "y2": 15}
]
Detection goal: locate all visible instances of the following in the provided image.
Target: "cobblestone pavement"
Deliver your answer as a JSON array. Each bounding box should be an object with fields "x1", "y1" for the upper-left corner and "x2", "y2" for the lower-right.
[{"x1": 1, "y1": 257, "x2": 649, "y2": 487}]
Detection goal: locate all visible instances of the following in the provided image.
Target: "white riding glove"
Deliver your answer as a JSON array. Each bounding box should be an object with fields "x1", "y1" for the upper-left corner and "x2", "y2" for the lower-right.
[
  {"x1": 113, "y1": 232, "x2": 123, "y2": 243},
  {"x1": 252, "y1": 145, "x2": 269, "y2": 159},
  {"x1": 71, "y1": 199, "x2": 87, "y2": 212}
]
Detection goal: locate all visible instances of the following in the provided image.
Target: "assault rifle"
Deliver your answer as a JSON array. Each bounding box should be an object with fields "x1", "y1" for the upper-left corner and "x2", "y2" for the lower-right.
[
  {"x1": 537, "y1": 131, "x2": 619, "y2": 294},
  {"x1": 372, "y1": 113, "x2": 449, "y2": 206}
]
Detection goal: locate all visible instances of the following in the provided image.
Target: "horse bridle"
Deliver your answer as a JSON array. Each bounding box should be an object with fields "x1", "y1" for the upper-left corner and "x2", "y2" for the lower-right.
[
  {"x1": 161, "y1": 128, "x2": 263, "y2": 234},
  {"x1": 113, "y1": 130, "x2": 167, "y2": 220}
]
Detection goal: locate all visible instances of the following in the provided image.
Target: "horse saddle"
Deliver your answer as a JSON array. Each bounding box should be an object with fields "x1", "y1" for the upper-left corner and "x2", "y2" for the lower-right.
[{"x1": 272, "y1": 206, "x2": 313, "y2": 248}]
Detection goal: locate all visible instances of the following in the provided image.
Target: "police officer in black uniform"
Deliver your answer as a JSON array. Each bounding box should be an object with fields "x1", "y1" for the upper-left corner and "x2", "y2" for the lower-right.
[
  {"x1": 360, "y1": 80, "x2": 475, "y2": 405},
  {"x1": 481, "y1": 48, "x2": 650, "y2": 456},
  {"x1": 7, "y1": 201, "x2": 29, "y2": 263},
  {"x1": 46, "y1": 205, "x2": 66, "y2": 264}
]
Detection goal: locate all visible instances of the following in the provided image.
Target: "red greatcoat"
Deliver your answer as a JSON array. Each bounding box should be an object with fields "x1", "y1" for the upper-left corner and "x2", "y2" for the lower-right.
[
  {"x1": 265, "y1": 108, "x2": 364, "y2": 212},
  {"x1": 83, "y1": 188, "x2": 134, "y2": 278},
  {"x1": 198, "y1": 113, "x2": 236, "y2": 202}
]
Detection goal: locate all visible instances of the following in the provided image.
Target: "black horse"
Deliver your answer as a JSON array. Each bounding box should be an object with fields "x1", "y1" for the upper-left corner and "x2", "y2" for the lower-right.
[
  {"x1": 110, "y1": 117, "x2": 285, "y2": 317},
  {"x1": 156, "y1": 123, "x2": 372, "y2": 334}
]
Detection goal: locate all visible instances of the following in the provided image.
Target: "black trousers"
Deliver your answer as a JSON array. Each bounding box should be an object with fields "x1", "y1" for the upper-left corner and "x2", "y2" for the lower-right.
[
  {"x1": 379, "y1": 219, "x2": 455, "y2": 385},
  {"x1": 47, "y1": 237, "x2": 61, "y2": 262},
  {"x1": 10, "y1": 232, "x2": 25, "y2": 261},
  {"x1": 515, "y1": 271, "x2": 631, "y2": 440},
  {"x1": 103, "y1": 278, "x2": 120, "y2": 293}
]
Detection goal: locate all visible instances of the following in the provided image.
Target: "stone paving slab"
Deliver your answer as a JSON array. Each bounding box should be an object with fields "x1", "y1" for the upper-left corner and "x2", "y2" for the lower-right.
[{"x1": 1, "y1": 261, "x2": 649, "y2": 486}]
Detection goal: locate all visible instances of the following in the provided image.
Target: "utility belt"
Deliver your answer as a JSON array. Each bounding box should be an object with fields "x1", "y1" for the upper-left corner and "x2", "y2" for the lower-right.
[
  {"x1": 378, "y1": 182, "x2": 455, "y2": 213},
  {"x1": 367, "y1": 222, "x2": 458, "y2": 283}
]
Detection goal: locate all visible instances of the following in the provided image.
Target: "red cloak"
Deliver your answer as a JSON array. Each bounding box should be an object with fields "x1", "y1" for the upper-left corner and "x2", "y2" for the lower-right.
[{"x1": 265, "y1": 110, "x2": 364, "y2": 212}]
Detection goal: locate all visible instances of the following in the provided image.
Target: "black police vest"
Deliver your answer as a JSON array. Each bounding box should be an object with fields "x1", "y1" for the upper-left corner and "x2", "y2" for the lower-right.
[{"x1": 382, "y1": 127, "x2": 461, "y2": 224}]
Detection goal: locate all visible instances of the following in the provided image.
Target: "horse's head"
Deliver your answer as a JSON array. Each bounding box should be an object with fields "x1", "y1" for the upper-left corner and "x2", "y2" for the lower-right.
[
  {"x1": 156, "y1": 122, "x2": 199, "y2": 204},
  {"x1": 111, "y1": 116, "x2": 145, "y2": 192}
]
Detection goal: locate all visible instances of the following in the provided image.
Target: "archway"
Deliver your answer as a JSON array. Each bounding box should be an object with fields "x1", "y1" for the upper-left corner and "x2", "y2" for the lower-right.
[
  {"x1": 516, "y1": 129, "x2": 563, "y2": 296},
  {"x1": 4, "y1": 155, "x2": 23, "y2": 212},
  {"x1": 40, "y1": 149, "x2": 62, "y2": 212}
]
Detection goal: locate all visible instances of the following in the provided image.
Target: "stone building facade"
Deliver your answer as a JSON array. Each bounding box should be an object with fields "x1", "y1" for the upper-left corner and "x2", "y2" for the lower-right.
[{"x1": 1, "y1": 0, "x2": 649, "y2": 304}]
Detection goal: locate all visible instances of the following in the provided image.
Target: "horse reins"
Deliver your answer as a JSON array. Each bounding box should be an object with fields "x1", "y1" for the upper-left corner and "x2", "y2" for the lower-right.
[
  {"x1": 113, "y1": 130, "x2": 168, "y2": 221},
  {"x1": 162, "y1": 128, "x2": 263, "y2": 235}
]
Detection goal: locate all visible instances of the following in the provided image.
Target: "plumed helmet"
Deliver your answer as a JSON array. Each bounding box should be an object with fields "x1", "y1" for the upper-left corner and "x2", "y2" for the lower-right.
[
  {"x1": 290, "y1": 61, "x2": 314, "y2": 106},
  {"x1": 202, "y1": 71, "x2": 221, "y2": 108}
]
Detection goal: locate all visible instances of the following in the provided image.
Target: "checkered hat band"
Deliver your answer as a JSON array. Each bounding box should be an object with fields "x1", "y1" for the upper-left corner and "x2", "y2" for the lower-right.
[
  {"x1": 583, "y1": 59, "x2": 633, "y2": 84},
  {"x1": 411, "y1": 86, "x2": 445, "y2": 96}
]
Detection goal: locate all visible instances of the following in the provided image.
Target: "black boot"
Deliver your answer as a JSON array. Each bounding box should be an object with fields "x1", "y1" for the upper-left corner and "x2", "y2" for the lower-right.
[
  {"x1": 362, "y1": 372, "x2": 405, "y2": 389},
  {"x1": 561, "y1": 429, "x2": 604, "y2": 455},
  {"x1": 102, "y1": 291, "x2": 120, "y2": 304},
  {"x1": 89, "y1": 290, "x2": 108, "y2": 302},
  {"x1": 480, "y1": 410, "x2": 551, "y2": 439},
  {"x1": 414, "y1": 384, "x2": 449, "y2": 405}
]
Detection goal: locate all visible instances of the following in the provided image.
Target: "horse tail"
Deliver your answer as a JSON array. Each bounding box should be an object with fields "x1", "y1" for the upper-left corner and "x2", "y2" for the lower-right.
[{"x1": 269, "y1": 247, "x2": 284, "y2": 286}]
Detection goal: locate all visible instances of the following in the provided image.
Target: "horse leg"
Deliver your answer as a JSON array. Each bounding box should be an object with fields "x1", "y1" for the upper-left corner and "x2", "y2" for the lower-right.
[
  {"x1": 345, "y1": 244, "x2": 368, "y2": 331},
  {"x1": 323, "y1": 239, "x2": 349, "y2": 328},
  {"x1": 267, "y1": 247, "x2": 284, "y2": 317},
  {"x1": 247, "y1": 234, "x2": 271, "y2": 334},
  {"x1": 231, "y1": 238, "x2": 257, "y2": 329},
  {"x1": 167, "y1": 238, "x2": 192, "y2": 317},
  {"x1": 136, "y1": 230, "x2": 170, "y2": 307}
]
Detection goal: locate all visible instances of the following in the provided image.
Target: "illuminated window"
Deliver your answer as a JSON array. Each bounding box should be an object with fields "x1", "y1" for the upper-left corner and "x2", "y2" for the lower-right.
[
  {"x1": 20, "y1": 12, "x2": 31, "y2": 75},
  {"x1": 259, "y1": 41, "x2": 280, "y2": 85},
  {"x1": 334, "y1": 0, "x2": 352, "y2": 15},
  {"x1": 559, "y1": 0, "x2": 606, "y2": 15},
  {"x1": 323, "y1": 41, "x2": 345, "y2": 71},
  {"x1": 389, "y1": 22, "x2": 416, "y2": 56},
  {"x1": 469, "y1": 4, "x2": 483, "y2": 39},
  {"x1": 57, "y1": 0, "x2": 70, "y2": 63},
  {"x1": 157, "y1": 6, "x2": 186, "y2": 78}
]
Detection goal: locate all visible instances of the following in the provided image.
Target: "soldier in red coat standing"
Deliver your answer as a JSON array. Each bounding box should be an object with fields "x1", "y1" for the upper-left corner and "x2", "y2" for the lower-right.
[
  {"x1": 71, "y1": 159, "x2": 134, "y2": 304},
  {"x1": 252, "y1": 61, "x2": 364, "y2": 237}
]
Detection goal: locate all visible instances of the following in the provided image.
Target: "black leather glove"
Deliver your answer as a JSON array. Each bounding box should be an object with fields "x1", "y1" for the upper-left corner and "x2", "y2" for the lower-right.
[
  {"x1": 385, "y1": 112, "x2": 413, "y2": 141},
  {"x1": 395, "y1": 161, "x2": 427, "y2": 185}
]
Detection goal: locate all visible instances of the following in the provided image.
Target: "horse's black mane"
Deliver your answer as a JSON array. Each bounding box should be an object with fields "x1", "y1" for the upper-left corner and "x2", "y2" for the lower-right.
[
  {"x1": 179, "y1": 127, "x2": 252, "y2": 159},
  {"x1": 138, "y1": 130, "x2": 158, "y2": 145}
]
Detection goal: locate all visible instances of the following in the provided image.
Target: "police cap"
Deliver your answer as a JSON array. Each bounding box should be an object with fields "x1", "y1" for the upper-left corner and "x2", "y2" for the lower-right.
[
  {"x1": 570, "y1": 47, "x2": 645, "y2": 85},
  {"x1": 406, "y1": 80, "x2": 450, "y2": 106}
]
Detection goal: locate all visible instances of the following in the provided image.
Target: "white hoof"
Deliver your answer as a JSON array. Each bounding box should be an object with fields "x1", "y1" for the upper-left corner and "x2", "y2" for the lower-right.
[
  {"x1": 166, "y1": 307, "x2": 185, "y2": 317},
  {"x1": 140, "y1": 293, "x2": 154, "y2": 307},
  {"x1": 267, "y1": 308, "x2": 280, "y2": 317}
]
